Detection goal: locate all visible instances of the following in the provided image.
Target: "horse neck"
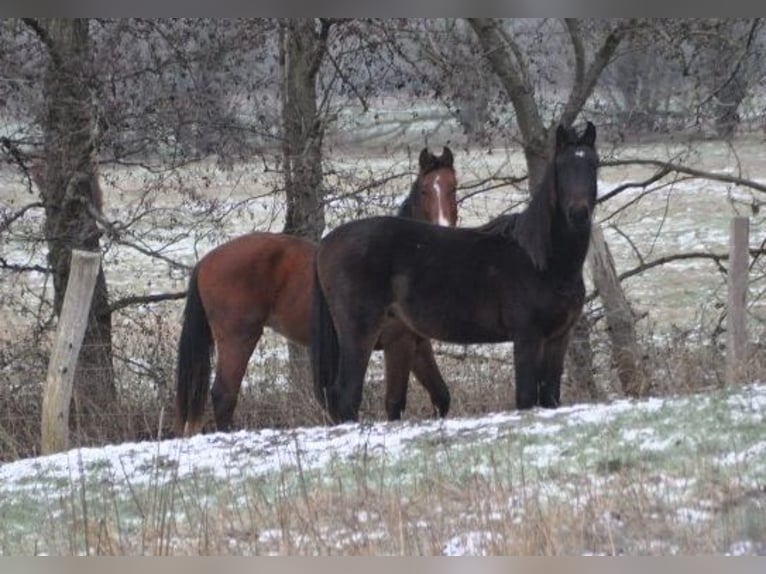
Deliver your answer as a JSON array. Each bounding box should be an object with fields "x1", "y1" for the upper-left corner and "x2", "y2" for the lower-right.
[
  {"x1": 397, "y1": 173, "x2": 431, "y2": 222},
  {"x1": 549, "y1": 210, "x2": 591, "y2": 279},
  {"x1": 513, "y1": 167, "x2": 591, "y2": 278},
  {"x1": 512, "y1": 171, "x2": 553, "y2": 271}
]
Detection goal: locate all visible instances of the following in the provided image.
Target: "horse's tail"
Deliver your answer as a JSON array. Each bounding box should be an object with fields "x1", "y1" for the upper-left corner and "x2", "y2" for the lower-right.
[
  {"x1": 174, "y1": 266, "x2": 213, "y2": 436},
  {"x1": 310, "y1": 260, "x2": 339, "y2": 418}
]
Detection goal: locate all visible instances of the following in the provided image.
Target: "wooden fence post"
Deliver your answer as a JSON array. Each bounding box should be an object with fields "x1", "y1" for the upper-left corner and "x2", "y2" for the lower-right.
[
  {"x1": 41, "y1": 249, "x2": 101, "y2": 454},
  {"x1": 726, "y1": 217, "x2": 749, "y2": 386}
]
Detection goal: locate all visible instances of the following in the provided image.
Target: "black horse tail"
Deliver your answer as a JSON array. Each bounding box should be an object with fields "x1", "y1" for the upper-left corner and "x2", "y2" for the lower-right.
[
  {"x1": 310, "y1": 260, "x2": 339, "y2": 419},
  {"x1": 175, "y1": 266, "x2": 213, "y2": 436}
]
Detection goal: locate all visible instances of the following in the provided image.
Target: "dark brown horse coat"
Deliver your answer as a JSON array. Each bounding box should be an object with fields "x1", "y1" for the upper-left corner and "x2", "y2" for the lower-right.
[{"x1": 312, "y1": 123, "x2": 599, "y2": 423}]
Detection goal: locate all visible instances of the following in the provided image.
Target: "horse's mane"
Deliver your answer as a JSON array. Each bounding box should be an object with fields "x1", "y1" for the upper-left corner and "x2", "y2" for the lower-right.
[
  {"x1": 475, "y1": 213, "x2": 519, "y2": 237},
  {"x1": 511, "y1": 166, "x2": 554, "y2": 271},
  {"x1": 476, "y1": 166, "x2": 554, "y2": 271}
]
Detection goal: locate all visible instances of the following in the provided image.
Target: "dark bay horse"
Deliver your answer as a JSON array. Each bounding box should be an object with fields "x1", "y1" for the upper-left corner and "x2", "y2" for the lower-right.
[
  {"x1": 175, "y1": 147, "x2": 458, "y2": 435},
  {"x1": 312, "y1": 122, "x2": 598, "y2": 423}
]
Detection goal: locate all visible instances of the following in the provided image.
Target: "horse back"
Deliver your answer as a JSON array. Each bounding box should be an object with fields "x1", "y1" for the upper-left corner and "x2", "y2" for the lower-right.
[
  {"x1": 196, "y1": 232, "x2": 316, "y2": 344},
  {"x1": 317, "y1": 217, "x2": 529, "y2": 344}
]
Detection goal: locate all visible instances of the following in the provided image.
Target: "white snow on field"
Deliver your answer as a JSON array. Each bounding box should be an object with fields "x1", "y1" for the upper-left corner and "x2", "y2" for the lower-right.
[
  {"x1": 1, "y1": 383, "x2": 763, "y2": 494},
  {"x1": 0, "y1": 382, "x2": 765, "y2": 555}
]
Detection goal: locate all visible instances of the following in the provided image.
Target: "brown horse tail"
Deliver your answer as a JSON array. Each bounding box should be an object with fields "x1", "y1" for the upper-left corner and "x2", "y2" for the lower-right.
[
  {"x1": 310, "y1": 260, "x2": 339, "y2": 418},
  {"x1": 174, "y1": 266, "x2": 213, "y2": 436}
]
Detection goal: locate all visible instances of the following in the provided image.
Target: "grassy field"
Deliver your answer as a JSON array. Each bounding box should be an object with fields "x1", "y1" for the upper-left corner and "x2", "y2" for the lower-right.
[{"x1": 0, "y1": 381, "x2": 764, "y2": 555}]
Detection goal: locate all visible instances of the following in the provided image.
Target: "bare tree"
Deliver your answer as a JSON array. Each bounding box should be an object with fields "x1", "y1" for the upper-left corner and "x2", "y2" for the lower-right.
[
  {"x1": 600, "y1": 19, "x2": 765, "y2": 139},
  {"x1": 605, "y1": 26, "x2": 677, "y2": 136},
  {"x1": 692, "y1": 19, "x2": 763, "y2": 138},
  {"x1": 467, "y1": 19, "x2": 628, "y2": 186},
  {"x1": 23, "y1": 18, "x2": 115, "y2": 409},
  {"x1": 278, "y1": 19, "x2": 333, "y2": 389}
]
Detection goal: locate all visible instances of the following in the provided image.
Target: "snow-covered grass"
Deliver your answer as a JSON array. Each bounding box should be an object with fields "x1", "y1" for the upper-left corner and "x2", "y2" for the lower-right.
[{"x1": 1, "y1": 382, "x2": 764, "y2": 555}]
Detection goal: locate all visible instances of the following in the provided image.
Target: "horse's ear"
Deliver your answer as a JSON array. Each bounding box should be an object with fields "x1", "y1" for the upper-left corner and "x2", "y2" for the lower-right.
[
  {"x1": 440, "y1": 146, "x2": 454, "y2": 168},
  {"x1": 555, "y1": 124, "x2": 570, "y2": 151},
  {"x1": 580, "y1": 121, "x2": 596, "y2": 148},
  {"x1": 419, "y1": 148, "x2": 434, "y2": 171}
]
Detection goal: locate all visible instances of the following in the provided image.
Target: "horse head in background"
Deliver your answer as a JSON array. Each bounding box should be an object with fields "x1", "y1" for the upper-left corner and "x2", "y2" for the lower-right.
[{"x1": 399, "y1": 147, "x2": 457, "y2": 227}]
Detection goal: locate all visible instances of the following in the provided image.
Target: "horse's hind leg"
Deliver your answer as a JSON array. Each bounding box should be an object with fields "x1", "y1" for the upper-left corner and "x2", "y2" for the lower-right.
[
  {"x1": 211, "y1": 327, "x2": 262, "y2": 431},
  {"x1": 380, "y1": 327, "x2": 417, "y2": 421},
  {"x1": 412, "y1": 337, "x2": 451, "y2": 418}
]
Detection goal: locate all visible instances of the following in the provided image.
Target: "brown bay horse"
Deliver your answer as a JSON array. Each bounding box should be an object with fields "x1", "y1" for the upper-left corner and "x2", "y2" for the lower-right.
[
  {"x1": 175, "y1": 147, "x2": 458, "y2": 435},
  {"x1": 312, "y1": 123, "x2": 598, "y2": 423}
]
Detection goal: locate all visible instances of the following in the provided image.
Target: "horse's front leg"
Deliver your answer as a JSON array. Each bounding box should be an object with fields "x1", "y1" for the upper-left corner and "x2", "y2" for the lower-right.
[
  {"x1": 513, "y1": 335, "x2": 544, "y2": 410},
  {"x1": 539, "y1": 331, "x2": 571, "y2": 408},
  {"x1": 334, "y1": 335, "x2": 379, "y2": 422},
  {"x1": 333, "y1": 305, "x2": 386, "y2": 423}
]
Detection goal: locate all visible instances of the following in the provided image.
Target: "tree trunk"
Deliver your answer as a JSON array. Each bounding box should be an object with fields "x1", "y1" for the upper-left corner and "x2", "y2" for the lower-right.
[
  {"x1": 589, "y1": 225, "x2": 651, "y2": 397},
  {"x1": 467, "y1": 18, "x2": 644, "y2": 402},
  {"x1": 566, "y1": 314, "x2": 600, "y2": 401},
  {"x1": 280, "y1": 18, "x2": 327, "y2": 241},
  {"x1": 279, "y1": 19, "x2": 330, "y2": 390},
  {"x1": 37, "y1": 18, "x2": 115, "y2": 410},
  {"x1": 466, "y1": 18, "x2": 550, "y2": 190}
]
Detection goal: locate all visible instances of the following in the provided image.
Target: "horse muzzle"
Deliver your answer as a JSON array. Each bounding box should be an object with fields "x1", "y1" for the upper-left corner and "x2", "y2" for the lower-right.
[{"x1": 567, "y1": 204, "x2": 591, "y2": 228}]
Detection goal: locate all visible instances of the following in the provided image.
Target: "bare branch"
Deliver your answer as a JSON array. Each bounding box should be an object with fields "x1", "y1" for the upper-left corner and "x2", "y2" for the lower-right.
[
  {"x1": 608, "y1": 223, "x2": 646, "y2": 266},
  {"x1": 586, "y1": 248, "x2": 766, "y2": 303},
  {"x1": 494, "y1": 20, "x2": 532, "y2": 88},
  {"x1": 111, "y1": 235, "x2": 190, "y2": 271},
  {"x1": 598, "y1": 166, "x2": 673, "y2": 204},
  {"x1": 325, "y1": 43, "x2": 369, "y2": 112},
  {"x1": 0, "y1": 137, "x2": 39, "y2": 194},
  {"x1": 697, "y1": 18, "x2": 763, "y2": 111},
  {"x1": 601, "y1": 158, "x2": 766, "y2": 195},
  {"x1": 308, "y1": 18, "x2": 334, "y2": 80},
  {"x1": 109, "y1": 290, "x2": 186, "y2": 314},
  {"x1": 0, "y1": 202, "x2": 45, "y2": 235},
  {"x1": 324, "y1": 171, "x2": 410, "y2": 205},
  {"x1": 21, "y1": 18, "x2": 62, "y2": 66},
  {"x1": 561, "y1": 20, "x2": 631, "y2": 127},
  {"x1": 0, "y1": 257, "x2": 49, "y2": 274},
  {"x1": 601, "y1": 175, "x2": 696, "y2": 224},
  {"x1": 458, "y1": 175, "x2": 529, "y2": 206},
  {"x1": 466, "y1": 18, "x2": 544, "y2": 147},
  {"x1": 619, "y1": 249, "x2": 766, "y2": 283},
  {"x1": 564, "y1": 19, "x2": 585, "y2": 101}
]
